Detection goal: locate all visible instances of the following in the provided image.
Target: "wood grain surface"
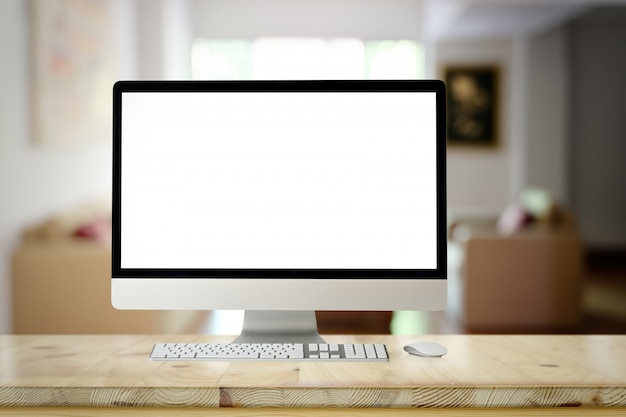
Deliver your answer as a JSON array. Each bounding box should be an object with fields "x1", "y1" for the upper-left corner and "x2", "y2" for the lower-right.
[{"x1": 0, "y1": 334, "x2": 625, "y2": 413}]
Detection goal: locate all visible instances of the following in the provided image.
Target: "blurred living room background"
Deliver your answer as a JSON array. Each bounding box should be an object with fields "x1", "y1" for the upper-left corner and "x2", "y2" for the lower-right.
[{"x1": 1, "y1": 0, "x2": 625, "y2": 336}]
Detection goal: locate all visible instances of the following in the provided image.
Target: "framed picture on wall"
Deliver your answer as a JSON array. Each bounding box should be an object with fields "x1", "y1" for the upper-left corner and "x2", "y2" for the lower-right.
[
  {"x1": 31, "y1": 0, "x2": 116, "y2": 146},
  {"x1": 443, "y1": 65, "x2": 499, "y2": 147}
]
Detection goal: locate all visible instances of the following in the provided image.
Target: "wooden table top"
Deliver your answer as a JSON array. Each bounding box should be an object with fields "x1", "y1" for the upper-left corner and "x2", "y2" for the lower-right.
[{"x1": 0, "y1": 334, "x2": 625, "y2": 412}]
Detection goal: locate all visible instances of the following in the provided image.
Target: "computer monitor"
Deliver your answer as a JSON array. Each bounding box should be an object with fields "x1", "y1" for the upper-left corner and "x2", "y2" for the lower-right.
[{"x1": 112, "y1": 80, "x2": 446, "y2": 343}]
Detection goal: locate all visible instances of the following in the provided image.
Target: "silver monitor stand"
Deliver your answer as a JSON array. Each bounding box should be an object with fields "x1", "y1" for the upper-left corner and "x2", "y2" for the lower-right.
[{"x1": 233, "y1": 310, "x2": 326, "y2": 343}]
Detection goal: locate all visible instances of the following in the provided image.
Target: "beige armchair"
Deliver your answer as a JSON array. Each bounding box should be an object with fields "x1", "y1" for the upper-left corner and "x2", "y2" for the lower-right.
[{"x1": 447, "y1": 216, "x2": 584, "y2": 332}]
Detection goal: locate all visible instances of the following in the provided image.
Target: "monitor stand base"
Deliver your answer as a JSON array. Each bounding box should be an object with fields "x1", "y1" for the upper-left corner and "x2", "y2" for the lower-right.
[{"x1": 233, "y1": 310, "x2": 326, "y2": 344}]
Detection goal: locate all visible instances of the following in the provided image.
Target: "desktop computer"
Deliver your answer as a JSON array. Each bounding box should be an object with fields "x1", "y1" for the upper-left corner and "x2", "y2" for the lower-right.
[{"x1": 111, "y1": 80, "x2": 446, "y2": 360}]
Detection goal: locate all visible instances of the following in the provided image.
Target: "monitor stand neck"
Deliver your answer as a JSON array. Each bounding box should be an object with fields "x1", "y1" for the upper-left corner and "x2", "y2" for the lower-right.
[{"x1": 232, "y1": 310, "x2": 326, "y2": 344}]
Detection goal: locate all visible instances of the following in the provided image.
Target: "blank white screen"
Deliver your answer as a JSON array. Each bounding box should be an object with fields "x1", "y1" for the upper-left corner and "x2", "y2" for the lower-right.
[{"x1": 121, "y1": 91, "x2": 437, "y2": 269}]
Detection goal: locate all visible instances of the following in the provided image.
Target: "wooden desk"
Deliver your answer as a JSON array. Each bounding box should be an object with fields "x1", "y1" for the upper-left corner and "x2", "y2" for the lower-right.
[{"x1": 1, "y1": 334, "x2": 625, "y2": 416}]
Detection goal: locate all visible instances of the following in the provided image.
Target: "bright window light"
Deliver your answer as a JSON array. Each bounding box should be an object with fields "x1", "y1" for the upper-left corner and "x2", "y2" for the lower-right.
[
  {"x1": 252, "y1": 38, "x2": 365, "y2": 80},
  {"x1": 191, "y1": 38, "x2": 423, "y2": 80},
  {"x1": 191, "y1": 39, "x2": 253, "y2": 80},
  {"x1": 367, "y1": 40, "x2": 424, "y2": 79}
]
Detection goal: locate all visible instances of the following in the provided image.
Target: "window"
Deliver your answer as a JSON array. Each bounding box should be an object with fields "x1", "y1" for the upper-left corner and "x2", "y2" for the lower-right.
[{"x1": 191, "y1": 38, "x2": 424, "y2": 80}]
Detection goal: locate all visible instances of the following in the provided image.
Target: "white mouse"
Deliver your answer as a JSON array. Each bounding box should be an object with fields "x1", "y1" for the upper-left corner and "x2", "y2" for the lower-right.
[{"x1": 403, "y1": 341, "x2": 447, "y2": 357}]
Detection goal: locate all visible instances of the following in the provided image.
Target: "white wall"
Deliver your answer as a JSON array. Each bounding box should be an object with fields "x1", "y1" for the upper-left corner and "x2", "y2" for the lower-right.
[
  {"x1": 433, "y1": 38, "x2": 518, "y2": 210},
  {"x1": 526, "y1": 26, "x2": 570, "y2": 204},
  {"x1": 568, "y1": 7, "x2": 626, "y2": 247},
  {"x1": 0, "y1": 0, "x2": 133, "y2": 333},
  {"x1": 520, "y1": 7, "x2": 626, "y2": 248},
  {"x1": 189, "y1": 0, "x2": 424, "y2": 40}
]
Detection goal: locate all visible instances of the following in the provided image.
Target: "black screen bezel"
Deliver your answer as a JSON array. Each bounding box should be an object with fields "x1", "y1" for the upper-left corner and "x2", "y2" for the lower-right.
[{"x1": 112, "y1": 80, "x2": 446, "y2": 279}]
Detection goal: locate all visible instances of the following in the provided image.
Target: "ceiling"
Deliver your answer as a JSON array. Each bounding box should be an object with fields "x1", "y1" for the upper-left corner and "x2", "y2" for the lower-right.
[{"x1": 424, "y1": 0, "x2": 626, "y2": 40}]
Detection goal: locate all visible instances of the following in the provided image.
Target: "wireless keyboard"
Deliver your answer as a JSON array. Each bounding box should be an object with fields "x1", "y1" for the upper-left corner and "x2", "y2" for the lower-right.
[{"x1": 150, "y1": 342, "x2": 389, "y2": 361}]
